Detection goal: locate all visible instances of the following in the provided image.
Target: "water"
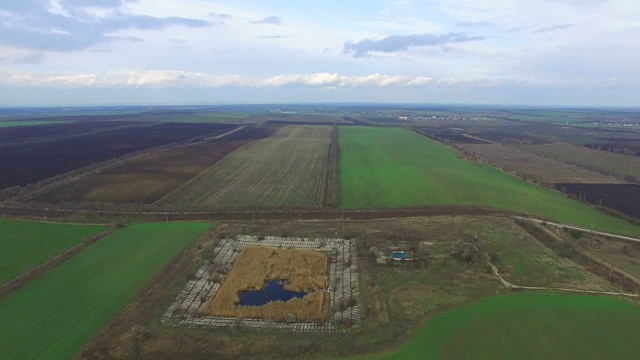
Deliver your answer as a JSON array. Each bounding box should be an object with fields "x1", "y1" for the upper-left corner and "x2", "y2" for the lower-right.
[
  {"x1": 390, "y1": 252, "x2": 411, "y2": 260},
  {"x1": 238, "y1": 280, "x2": 307, "y2": 306}
]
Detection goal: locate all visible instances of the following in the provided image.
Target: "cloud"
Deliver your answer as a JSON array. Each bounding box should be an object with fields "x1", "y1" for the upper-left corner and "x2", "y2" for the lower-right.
[
  {"x1": 457, "y1": 21, "x2": 492, "y2": 27},
  {"x1": 343, "y1": 33, "x2": 485, "y2": 57},
  {"x1": 0, "y1": 0, "x2": 211, "y2": 52},
  {"x1": 251, "y1": 16, "x2": 282, "y2": 25},
  {"x1": 260, "y1": 35, "x2": 289, "y2": 39},
  {"x1": 0, "y1": 52, "x2": 45, "y2": 65},
  {"x1": 532, "y1": 24, "x2": 574, "y2": 34},
  {"x1": 0, "y1": 70, "x2": 525, "y2": 90}
]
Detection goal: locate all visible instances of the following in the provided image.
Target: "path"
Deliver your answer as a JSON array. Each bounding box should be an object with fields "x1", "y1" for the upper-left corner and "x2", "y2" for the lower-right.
[
  {"x1": 487, "y1": 260, "x2": 640, "y2": 298},
  {"x1": 513, "y1": 216, "x2": 640, "y2": 243}
]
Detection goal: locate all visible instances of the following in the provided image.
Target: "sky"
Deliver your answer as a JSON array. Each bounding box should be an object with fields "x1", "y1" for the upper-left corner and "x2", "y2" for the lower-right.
[{"x1": 0, "y1": 0, "x2": 639, "y2": 106}]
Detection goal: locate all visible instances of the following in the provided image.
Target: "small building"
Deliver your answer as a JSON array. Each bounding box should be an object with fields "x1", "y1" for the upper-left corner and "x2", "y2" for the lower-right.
[{"x1": 389, "y1": 251, "x2": 414, "y2": 261}]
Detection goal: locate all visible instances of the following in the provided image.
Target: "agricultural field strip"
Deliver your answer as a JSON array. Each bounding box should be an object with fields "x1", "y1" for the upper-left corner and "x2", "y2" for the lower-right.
[
  {"x1": 360, "y1": 293, "x2": 640, "y2": 360},
  {"x1": 0, "y1": 120, "x2": 72, "y2": 128},
  {"x1": 459, "y1": 143, "x2": 622, "y2": 184},
  {"x1": 0, "y1": 222, "x2": 210, "y2": 360},
  {"x1": 0, "y1": 123, "x2": 238, "y2": 189},
  {"x1": 158, "y1": 126, "x2": 331, "y2": 208},
  {"x1": 338, "y1": 127, "x2": 640, "y2": 238},
  {"x1": 516, "y1": 143, "x2": 640, "y2": 181},
  {"x1": 164, "y1": 235, "x2": 359, "y2": 332},
  {"x1": 18, "y1": 125, "x2": 242, "y2": 202},
  {"x1": 0, "y1": 218, "x2": 107, "y2": 286}
]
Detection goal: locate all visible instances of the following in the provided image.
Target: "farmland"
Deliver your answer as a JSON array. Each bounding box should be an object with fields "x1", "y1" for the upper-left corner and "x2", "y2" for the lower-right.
[
  {"x1": 0, "y1": 123, "x2": 236, "y2": 189},
  {"x1": 0, "y1": 120, "x2": 137, "y2": 145},
  {"x1": 78, "y1": 216, "x2": 630, "y2": 359},
  {"x1": 1, "y1": 105, "x2": 640, "y2": 360},
  {"x1": 556, "y1": 183, "x2": 640, "y2": 218},
  {"x1": 459, "y1": 143, "x2": 621, "y2": 184},
  {"x1": 518, "y1": 143, "x2": 640, "y2": 182},
  {"x1": 0, "y1": 222, "x2": 210, "y2": 360},
  {"x1": 158, "y1": 125, "x2": 331, "y2": 208},
  {"x1": 338, "y1": 127, "x2": 640, "y2": 237},
  {"x1": 359, "y1": 293, "x2": 640, "y2": 360},
  {"x1": 0, "y1": 218, "x2": 106, "y2": 285},
  {"x1": 0, "y1": 120, "x2": 72, "y2": 128},
  {"x1": 33, "y1": 126, "x2": 276, "y2": 204}
]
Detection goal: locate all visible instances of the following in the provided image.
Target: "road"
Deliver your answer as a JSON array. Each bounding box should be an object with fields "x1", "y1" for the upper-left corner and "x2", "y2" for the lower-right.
[{"x1": 513, "y1": 216, "x2": 640, "y2": 243}]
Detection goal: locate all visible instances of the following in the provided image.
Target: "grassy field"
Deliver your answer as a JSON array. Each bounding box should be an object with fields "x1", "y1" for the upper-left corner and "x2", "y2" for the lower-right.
[
  {"x1": 355, "y1": 293, "x2": 640, "y2": 359},
  {"x1": 0, "y1": 120, "x2": 71, "y2": 128},
  {"x1": 0, "y1": 218, "x2": 106, "y2": 285},
  {"x1": 338, "y1": 127, "x2": 640, "y2": 237},
  {"x1": 158, "y1": 126, "x2": 331, "y2": 208},
  {"x1": 518, "y1": 143, "x2": 640, "y2": 181},
  {"x1": 0, "y1": 222, "x2": 210, "y2": 360},
  {"x1": 459, "y1": 143, "x2": 621, "y2": 184}
]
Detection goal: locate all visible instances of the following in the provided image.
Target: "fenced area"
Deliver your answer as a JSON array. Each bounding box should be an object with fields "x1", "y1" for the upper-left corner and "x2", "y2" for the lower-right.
[{"x1": 162, "y1": 235, "x2": 360, "y2": 332}]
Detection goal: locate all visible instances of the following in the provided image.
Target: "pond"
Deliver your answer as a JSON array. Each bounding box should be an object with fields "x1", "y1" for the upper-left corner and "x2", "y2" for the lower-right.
[{"x1": 238, "y1": 280, "x2": 308, "y2": 306}]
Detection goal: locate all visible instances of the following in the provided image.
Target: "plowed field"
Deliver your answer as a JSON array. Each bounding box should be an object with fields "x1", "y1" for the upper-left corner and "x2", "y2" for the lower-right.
[
  {"x1": 157, "y1": 126, "x2": 331, "y2": 208},
  {"x1": 33, "y1": 126, "x2": 275, "y2": 204}
]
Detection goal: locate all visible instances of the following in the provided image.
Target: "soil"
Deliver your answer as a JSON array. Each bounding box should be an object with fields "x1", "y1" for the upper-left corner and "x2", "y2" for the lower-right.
[{"x1": 555, "y1": 183, "x2": 640, "y2": 218}]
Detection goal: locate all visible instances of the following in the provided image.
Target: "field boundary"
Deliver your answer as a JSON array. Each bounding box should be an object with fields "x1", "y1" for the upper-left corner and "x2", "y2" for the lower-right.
[
  {"x1": 0, "y1": 226, "x2": 114, "y2": 300},
  {"x1": 323, "y1": 125, "x2": 339, "y2": 207}
]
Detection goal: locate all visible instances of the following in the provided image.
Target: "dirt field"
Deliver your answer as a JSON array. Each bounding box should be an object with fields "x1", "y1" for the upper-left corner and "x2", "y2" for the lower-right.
[
  {"x1": 459, "y1": 143, "x2": 622, "y2": 184},
  {"x1": 205, "y1": 247, "x2": 328, "y2": 321},
  {"x1": 157, "y1": 126, "x2": 331, "y2": 208},
  {"x1": 556, "y1": 183, "x2": 640, "y2": 218},
  {"x1": 0, "y1": 121, "x2": 138, "y2": 145},
  {"x1": 0, "y1": 123, "x2": 236, "y2": 190},
  {"x1": 32, "y1": 126, "x2": 275, "y2": 204},
  {"x1": 518, "y1": 143, "x2": 640, "y2": 182}
]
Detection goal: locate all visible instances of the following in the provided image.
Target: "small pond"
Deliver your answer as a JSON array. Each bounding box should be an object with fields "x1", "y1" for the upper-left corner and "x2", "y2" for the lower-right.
[{"x1": 238, "y1": 280, "x2": 308, "y2": 306}]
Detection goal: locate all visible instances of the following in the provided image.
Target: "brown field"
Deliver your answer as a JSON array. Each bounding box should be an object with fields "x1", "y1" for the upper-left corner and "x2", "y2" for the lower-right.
[
  {"x1": 157, "y1": 125, "x2": 331, "y2": 208},
  {"x1": 205, "y1": 247, "x2": 328, "y2": 321},
  {"x1": 31, "y1": 126, "x2": 276, "y2": 204},
  {"x1": 459, "y1": 143, "x2": 622, "y2": 184},
  {"x1": 517, "y1": 143, "x2": 640, "y2": 182}
]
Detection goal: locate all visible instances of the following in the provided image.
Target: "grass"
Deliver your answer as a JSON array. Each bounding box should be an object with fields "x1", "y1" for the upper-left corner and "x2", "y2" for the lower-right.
[
  {"x1": 0, "y1": 120, "x2": 71, "y2": 128},
  {"x1": 352, "y1": 293, "x2": 640, "y2": 359},
  {"x1": 0, "y1": 218, "x2": 106, "y2": 285},
  {"x1": 518, "y1": 143, "x2": 640, "y2": 181},
  {"x1": 0, "y1": 221, "x2": 210, "y2": 360},
  {"x1": 338, "y1": 127, "x2": 640, "y2": 238},
  {"x1": 206, "y1": 247, "x2": 327, "y2": 321},
  {"x1": 159, "y1": 126, "x2": 331, "y2": 208}
]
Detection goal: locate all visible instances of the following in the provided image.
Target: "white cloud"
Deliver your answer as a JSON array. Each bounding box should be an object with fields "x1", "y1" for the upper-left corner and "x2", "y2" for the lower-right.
[{"x1": 0, "y1": 69, "x2": 529, "y2": 89}]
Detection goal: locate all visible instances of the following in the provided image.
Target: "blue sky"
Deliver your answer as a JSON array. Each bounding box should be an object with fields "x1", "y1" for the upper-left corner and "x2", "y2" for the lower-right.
[{"x1": 0, "y1": 0, "x2": 639, "y2": 106}]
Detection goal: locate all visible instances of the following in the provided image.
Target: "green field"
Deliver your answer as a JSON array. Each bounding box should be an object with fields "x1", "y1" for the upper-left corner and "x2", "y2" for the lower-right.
[
  {"x1": 0, "y1": 218, "x2": 106, "y2": 285},
  {"x1": 0, "y1": 222, "x2": 210, "y2": 360},
  {"x1": 0, "y1": 120, "x2": 71, "y2": 128},
  {"x1": 518, "y1": 143, "x2": 640, "y2": 181},
  {"x1": 354, "y1": 293, "x2": 640, "y2": 359},
  {"x1": 338, "y1": 127, "x2": 640, "y2": 237}
]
